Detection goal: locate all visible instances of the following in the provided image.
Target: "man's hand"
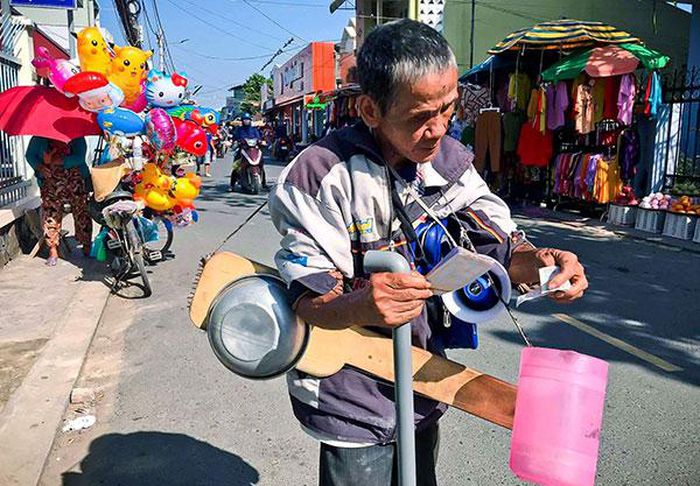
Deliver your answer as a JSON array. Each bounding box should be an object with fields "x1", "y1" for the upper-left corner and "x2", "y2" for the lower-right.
[
  {"x1": 358, "y1": 272, "x2": 433, "y2": 327},
  {"x1": 509, "y1": 248, "x2": 588, "y2": 303}
]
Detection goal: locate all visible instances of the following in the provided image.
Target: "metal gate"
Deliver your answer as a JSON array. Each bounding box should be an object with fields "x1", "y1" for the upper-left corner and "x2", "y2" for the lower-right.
[{"x1": 661, "y1": 68, "x2": 700, "y2": 196}]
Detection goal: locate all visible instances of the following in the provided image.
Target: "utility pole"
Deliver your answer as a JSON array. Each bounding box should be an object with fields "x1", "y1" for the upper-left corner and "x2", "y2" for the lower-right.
[
  {"x1": 67, "y1": 7, "x2": 76, "y2": 58},
  {"x1": 158, "y1": 29, "x2": 164, "y2": 71}
]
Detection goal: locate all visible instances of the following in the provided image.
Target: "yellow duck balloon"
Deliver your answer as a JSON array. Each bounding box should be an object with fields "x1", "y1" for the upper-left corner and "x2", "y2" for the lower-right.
[
  {"x1": 77, "y1": 27, "x2": 112, "y2": 75},
  {"x1": 108, "y1": 46, "x2": 153, "y2": 105}
]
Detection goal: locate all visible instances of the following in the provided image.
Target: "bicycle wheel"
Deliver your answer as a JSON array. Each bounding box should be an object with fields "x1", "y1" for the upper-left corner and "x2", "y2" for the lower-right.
[
  {"x1": 126, "y1": 220, "x2": 152, "y2": 298},
  {"x1": 142, "y1": 215, "x2": 174, "y2": 255}
]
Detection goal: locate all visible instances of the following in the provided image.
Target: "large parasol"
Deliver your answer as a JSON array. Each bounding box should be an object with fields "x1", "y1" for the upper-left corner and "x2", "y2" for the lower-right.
[
  {"x1": 489, "y1": 19, "x2": 642, "y2": 54},
  {"x1": 541, "y1": 43, "x2": 670, "y2": 82},
  {"x1": 0, "y1": 86, "x2": 101, "y2": 143}
]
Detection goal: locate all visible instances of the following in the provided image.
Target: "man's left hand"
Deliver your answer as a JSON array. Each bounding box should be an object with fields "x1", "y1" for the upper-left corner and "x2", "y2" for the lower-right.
[{"x1": 509, "y1": 248, "x2": 588, "y2": 303}]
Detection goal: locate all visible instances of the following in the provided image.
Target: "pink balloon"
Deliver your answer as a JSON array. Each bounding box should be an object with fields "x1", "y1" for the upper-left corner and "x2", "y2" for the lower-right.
[{"x1": 146, "y1": 108, "x2": 176, "y2": 153}]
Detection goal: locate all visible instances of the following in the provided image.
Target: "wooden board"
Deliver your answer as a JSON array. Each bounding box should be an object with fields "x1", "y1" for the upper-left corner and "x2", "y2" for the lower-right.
[{"x1": 298, "y1": 326, "x2": 516, "y2": 429}]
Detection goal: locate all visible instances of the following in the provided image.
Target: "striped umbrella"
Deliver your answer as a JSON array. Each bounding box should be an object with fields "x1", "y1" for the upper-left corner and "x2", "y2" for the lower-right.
[{"x1": 489, "y1": 19, "x2": 641, "y2": 54}]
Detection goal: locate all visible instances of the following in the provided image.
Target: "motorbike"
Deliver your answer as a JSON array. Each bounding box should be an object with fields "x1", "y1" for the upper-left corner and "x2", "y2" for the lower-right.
[
  {"x1": 230, "y1": 138, "x2": 265, "y2": 195},
  {"x1": 273, "y1": 136, "x2": 292, "y2": 163}
]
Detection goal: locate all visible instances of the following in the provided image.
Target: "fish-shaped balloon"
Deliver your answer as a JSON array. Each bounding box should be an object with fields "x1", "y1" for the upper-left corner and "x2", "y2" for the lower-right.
[
  {"x1": 31, "y1": 47, "x2": 80, "y2": 94},
  {"x1": 173, "y1": 118, "x2": 207, "y2": 157},
  {"x1": 77, "y1": 27, "x2": 111, "y2": 75},
  {"x1": 97, "y1": 107, "x2": 145, "y2": 137},
  {"x1": 108, "y1": 46, "x2": 153, "y2": 105}
]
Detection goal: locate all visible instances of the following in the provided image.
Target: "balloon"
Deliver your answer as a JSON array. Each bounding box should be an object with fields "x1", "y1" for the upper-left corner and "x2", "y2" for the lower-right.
[
  {"x1": 146, "y1": 70, "x2": 188, "y2": 108},
  {"x1": 122, "y1": 80, "x2": 148, "y2": 112},
  {"x1": 167, "y1": 105, "x2": 219, "y2": 129},
  {"x1": 77, "y1": 27, "x2": 111, "y2": 75},
  {"x1": 185, "y1": 172, "x2": 202, "y2": 189},
  {"x1": 144, "y1": 190, "x2": 175, "y2": 212},
  {"x1": 173, "y1": 118, "x2": 207, "y2": 156},
  {"x1": 31, "y1": 47, "x2": 80, "y2": 94},
  {"x1": 64, "y1": 72, "x2": 125, "y2": 112},
  {"x1": 145, "y1": 108, "x2": 177, "y2": 153},
  {"x1": 171, "y1": 177, "x2": 199, "y2": 201},
  {"x1": 97, "y1": 107, "x2": 145, "y2": 136},
  {"x1": 108, "y1": 45, "x2": 153, "y2": 105}
]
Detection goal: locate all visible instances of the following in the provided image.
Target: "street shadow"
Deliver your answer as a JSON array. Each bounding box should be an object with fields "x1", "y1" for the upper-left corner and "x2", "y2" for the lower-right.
[
  {"x1": 500, "y1": 216, "x2": 700, "y2": 387},
  {"x1": 62, "y1": 431, "x2": 259, "y2": 486}
]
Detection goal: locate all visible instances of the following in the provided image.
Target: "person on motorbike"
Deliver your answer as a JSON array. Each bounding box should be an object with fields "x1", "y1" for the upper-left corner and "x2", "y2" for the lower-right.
[{"x1": 230, "y1": 113, "x2": 266, "y2": 189}]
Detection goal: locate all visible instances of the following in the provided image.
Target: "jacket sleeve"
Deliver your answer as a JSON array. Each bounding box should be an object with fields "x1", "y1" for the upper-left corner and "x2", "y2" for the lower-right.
[
  {"x1": 25, "y1": 136, "x2": 47, "y2": 173},
  {"x1": 268, "y1": 181, "x2": 353, "y2": 298}
]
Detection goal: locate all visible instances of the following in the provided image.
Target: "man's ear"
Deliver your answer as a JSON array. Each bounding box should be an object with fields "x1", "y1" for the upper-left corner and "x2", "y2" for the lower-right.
[{"x1": 357, "y1": 95, "x2": 382, "y2": 128}]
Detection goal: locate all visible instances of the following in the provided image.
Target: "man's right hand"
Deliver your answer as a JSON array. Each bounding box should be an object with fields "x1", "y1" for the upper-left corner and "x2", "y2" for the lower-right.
[{"x1": 358, "y1": 272, "x2": 433, "y2": 328}]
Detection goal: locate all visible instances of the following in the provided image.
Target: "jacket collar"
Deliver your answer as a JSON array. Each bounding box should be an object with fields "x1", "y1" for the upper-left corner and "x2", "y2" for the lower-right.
[{"x1": 337, "y1": 121, "x2": 472, "y2": 186}]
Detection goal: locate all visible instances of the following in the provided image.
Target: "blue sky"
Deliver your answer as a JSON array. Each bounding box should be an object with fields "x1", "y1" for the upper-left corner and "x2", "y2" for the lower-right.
[{"x1": 99, "y1": 0, "x2": 352, "y2": 109}]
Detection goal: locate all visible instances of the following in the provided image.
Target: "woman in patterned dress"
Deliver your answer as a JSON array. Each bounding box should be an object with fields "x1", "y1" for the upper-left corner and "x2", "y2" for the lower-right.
[{"x1": 25, "y1": 136, "x2": 93, "y2": 266}]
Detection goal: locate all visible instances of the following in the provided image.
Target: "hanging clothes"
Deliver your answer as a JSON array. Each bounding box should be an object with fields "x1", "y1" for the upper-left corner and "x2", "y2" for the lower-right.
[
  {"x1": 517, "y1": 122, "x2": 553, "y2": 167},
  {"x1": 527, "y1": 87, "x2": 547, "y2": 134},
  {"x1": 617, "y1": 128, "x2": 640, "y2": 180},
  {"x1": 574, "y1": 81, "x2": 596, "y2": 134},
  {"x1": 502, "y1": 110, "x2": 527, "y2": 153},
  {"x1": 474, "y1": 110, "x2": 502, "y2": 173},
  {"x1": 592, "y1": 78, "x2": 606, "y2": 123},
  {"x1": 617, "y1": 73, "x2": 637, "y2": 125},
  {"x1": 546, "y1": 81, "x2": 569, "y2": 130},
  {"x1": 462, "y1": 83, "x2": 490, "y2": 126},
  {"x1": 603, "y1": 75, "x2": 621, "y2": 120},
  {"x1": 508, "y1": 72, "x2": 532, "y2": 111},
  {"x1": 643, "y1": 71, "x2": 662, "y2": 119}
]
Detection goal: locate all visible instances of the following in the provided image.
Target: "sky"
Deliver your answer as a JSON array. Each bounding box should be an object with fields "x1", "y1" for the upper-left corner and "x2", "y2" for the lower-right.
[{"x1": 99, "y1": 0, "x2": 353, "y2": 109}]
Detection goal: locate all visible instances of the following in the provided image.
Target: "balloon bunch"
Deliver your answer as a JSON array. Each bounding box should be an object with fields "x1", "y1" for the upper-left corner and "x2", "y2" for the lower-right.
[{"x1": 31, "y1": 26, "x2": 220, "y2": 226}]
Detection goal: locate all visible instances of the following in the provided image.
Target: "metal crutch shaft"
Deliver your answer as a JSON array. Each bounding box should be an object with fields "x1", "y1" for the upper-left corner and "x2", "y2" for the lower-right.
[{"x1": 363, "y1": 250, "x2": 417, "y2": 486}]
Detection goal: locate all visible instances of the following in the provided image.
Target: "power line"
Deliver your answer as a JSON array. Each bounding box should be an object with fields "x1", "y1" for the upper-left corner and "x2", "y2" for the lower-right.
[
  {"x1": 239, "y1": 0, "x2": 307, "y2": 43},
  {"x1": 245, "y1": 0, "x2": 330, "y2": 6},
  {"x1": 163, "y1": 0, "x2": 277, "y2": 51},
  {"x1": 174, "y1": 0, "x2": 287, "y2": 42},
  {"x1": 151, "y1": 0, "x2": 178, "y2": 71},
  {"x1": 173, "y1": 43, "x2": 298, "y2": 62},
  {"x1": 260, "y1": 37, "x2": 295, "y2": 72}
]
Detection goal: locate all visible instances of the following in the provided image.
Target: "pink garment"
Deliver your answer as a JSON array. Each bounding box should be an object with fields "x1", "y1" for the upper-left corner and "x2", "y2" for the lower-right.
[
  {"x1": 546, "y1": 81, "x2": 569, "y2": 130},
  {"x1": 617, "y1": 73, "x2": 637, "y2": 125}
]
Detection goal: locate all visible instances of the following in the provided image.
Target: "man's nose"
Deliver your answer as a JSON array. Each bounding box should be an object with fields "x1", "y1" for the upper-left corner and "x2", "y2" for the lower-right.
[{"x1": 424, "y1": 115, "x2": 449, "y2": 141}]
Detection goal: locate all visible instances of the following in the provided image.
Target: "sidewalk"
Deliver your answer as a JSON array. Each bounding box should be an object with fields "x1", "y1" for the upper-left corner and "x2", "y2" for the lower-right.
[
  {"x1": 0, "y1": 216, "x2": 112, "y2": 486},
  {"x1": 514, "y1": 205, "x2": 700, "y2": 254}
]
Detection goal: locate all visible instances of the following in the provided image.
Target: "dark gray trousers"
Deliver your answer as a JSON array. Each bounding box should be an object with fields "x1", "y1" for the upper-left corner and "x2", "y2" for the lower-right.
[{"x1": 319, "y1": 423, "x2": 440, "y2": 486}]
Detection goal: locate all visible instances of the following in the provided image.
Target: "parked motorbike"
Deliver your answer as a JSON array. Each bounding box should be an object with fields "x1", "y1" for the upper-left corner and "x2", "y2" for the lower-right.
[{"x1": 230, "y1": 138, "x2": 265, "y2": 195}]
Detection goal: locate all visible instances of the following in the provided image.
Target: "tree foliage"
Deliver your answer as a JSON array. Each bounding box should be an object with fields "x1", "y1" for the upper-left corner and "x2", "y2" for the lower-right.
[{"x1": 241, "y1": 73, "x2": 273, "y2": 115}]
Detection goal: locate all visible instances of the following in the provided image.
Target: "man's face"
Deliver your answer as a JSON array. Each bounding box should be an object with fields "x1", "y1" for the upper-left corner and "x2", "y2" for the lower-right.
[{"x1": 373, "y1": 67, "x2": 459, "y2": 164}]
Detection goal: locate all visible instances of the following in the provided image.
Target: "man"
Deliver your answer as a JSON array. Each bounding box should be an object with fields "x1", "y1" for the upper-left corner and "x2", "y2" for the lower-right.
[
  {"x1": 268, "y1": 20, "x2": 587, "y2": 486},
  {"x1": 231, "y1": 113, "x2": 265, "y2": 187}
]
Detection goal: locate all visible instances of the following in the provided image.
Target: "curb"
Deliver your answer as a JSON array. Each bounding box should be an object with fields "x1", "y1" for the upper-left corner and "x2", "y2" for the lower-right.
[{"x1": 0, "y1": 278, "x2": 112, "y2": 486}]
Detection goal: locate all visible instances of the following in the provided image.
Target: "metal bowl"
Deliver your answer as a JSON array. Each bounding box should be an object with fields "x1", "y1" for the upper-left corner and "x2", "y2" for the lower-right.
[{"x1": 206, "y1": 274, "x2": 308, "y2": 379}]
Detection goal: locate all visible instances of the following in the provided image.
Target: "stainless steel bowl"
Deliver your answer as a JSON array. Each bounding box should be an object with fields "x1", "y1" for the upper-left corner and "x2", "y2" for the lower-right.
[{"x1": 206, "y1": 274, "x2": 308, "y2": 379}]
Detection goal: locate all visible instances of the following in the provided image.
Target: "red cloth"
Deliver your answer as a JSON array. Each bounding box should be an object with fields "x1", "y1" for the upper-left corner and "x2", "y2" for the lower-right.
[
  {"x1": 603, "y1": 76, "x2": 621, "y2": 119},
  {"x1": 517, "y1": 122, "x2": 553, "y2": 167}
]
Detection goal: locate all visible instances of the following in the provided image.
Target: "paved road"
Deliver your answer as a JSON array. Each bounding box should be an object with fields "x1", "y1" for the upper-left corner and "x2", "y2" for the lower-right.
[{"x1": 40, "y1": 157, "x2": 700, "y2": 486}]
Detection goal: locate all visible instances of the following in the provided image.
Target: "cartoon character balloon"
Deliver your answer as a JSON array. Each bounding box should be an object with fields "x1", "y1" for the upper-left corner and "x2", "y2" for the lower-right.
[
  {"x1": 145, "y1": 108, "x2": 177, "y2": 153},
  {"x1": 168, "y1": 105, "x2": 219, "y2": 130},
  {"x1": 63, "y1": 72, "x2": 125, "y2": 112},
  {"x1": 97, "y1": 107, "x2": 145, "y2": 136},
  {"x1": 134, "y1": 163, "x2": 175, "y2": 211},
  {"x1": 122, "y1": 80, "x2": 148, "y2": 113},
  {"x1": 31, "y1": 47, "x2": 80, "y2": 94},
  {"x1": 77, "y1": 27, "x2": 111, "y2": 75},
  {"x1": 173, "y1": 118, "x2": 208, "y2": 157},
  {"x1": 146, "y1": 70, "x2": 188, "y2": 108},
  {"x1": 108, "y1": 46, "x2": 153, "y2": 105}
]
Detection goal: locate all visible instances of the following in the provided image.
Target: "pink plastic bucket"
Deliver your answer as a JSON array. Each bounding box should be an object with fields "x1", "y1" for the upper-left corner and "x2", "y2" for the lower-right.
[{"x1": 510, "y1": 347, "x2": 609, "y2": 486}]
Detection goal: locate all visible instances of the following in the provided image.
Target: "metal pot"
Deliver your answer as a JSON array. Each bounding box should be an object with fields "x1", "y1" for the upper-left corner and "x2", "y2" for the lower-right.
[{"x1": 206, "y1": 274, "x2": 308, "y2": 379}]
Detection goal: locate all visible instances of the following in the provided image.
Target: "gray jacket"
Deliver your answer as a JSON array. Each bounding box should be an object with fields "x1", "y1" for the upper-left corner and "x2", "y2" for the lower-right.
[{"x1": 268, "y1": 123, "x2": 517, "y2": 444}]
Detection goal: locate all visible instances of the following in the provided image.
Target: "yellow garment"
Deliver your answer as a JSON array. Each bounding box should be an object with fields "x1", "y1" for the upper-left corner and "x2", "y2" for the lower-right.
[
  {"x1": 508, "y1": 73, "x2": 531, "y2": 111},
  {"x1": 592, "y1": 78, "x2": 606, "y2": 123},
  {"x1": 593, "y1": 158, "x2": 623, "y2": 203},
  {"x1": 526, "y1": 87, "x2": 547, "y2": 134}
]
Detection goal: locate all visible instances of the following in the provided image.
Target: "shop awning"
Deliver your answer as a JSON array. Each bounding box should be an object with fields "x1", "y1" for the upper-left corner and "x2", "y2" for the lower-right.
[
  {"x1": 541, "y1": 43, "x2": 670, "y2": 81},
  {"x1": 489, "y1": 19, "x2": 641, "y2": 54}
]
